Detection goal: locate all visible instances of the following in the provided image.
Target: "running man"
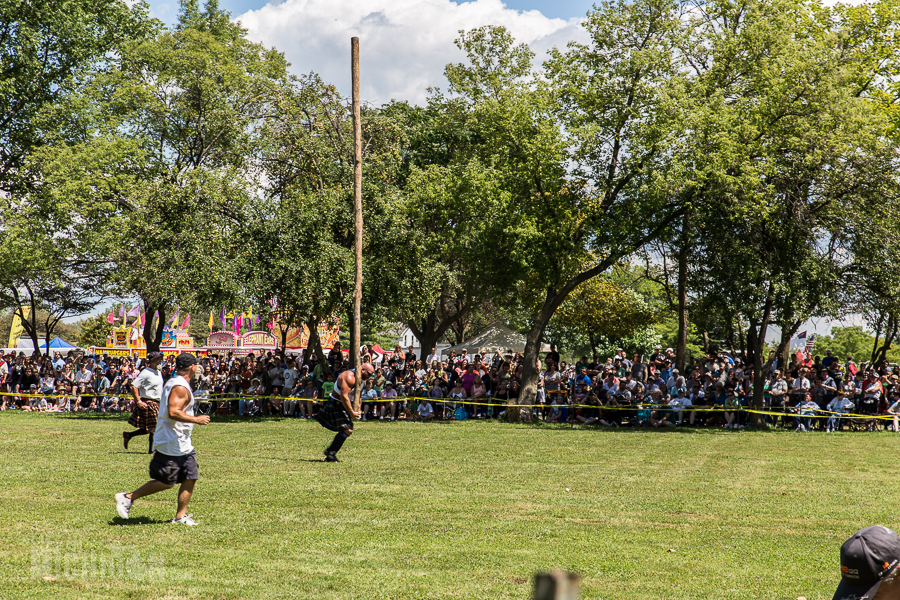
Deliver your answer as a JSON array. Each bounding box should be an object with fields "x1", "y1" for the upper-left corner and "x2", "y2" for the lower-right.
[
  {"x1": 115, "y1": 353, "x2": 209, "y2": 526},
  {"x1": 123, "y1": 351, "x2": 164, "y2": 454},
  {"x1": 315, "y1": 364, "x2": 374, "y2": 462}
]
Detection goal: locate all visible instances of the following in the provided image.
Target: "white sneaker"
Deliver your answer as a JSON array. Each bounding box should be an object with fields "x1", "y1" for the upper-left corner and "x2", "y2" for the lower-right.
[
  {"x1": 115, "y1": 492, "x2": 132, "y2": 519},
  {"x1": 172, "y1": 514, "x2": 198, "y2": 526}
]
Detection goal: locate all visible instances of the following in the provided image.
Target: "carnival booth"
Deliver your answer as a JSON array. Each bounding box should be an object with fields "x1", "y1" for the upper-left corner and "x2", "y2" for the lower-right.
[
  {"x1": 90, "y1": 323, "x2": 206, "y2": 358},
  {"x1": 274, "y1": 320, "x2": 341, "y2": 354},
  {"x1": 205, "y1": 330, "x2": 278, "y2": 357}
]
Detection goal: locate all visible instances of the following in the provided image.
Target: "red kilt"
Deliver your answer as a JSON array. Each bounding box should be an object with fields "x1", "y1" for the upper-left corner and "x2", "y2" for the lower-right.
[{"x1": 128, "y1": 400, "x2": 159, "y2": 430}]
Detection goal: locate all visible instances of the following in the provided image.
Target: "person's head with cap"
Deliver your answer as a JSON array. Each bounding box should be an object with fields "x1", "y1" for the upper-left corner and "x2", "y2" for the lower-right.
[
  {"x1": 175, "y1": 352, "x2": 199, "y2": 375},
  {"x1": 834, "y1": 526, "x2": 900, "y2": 600},
  {"x1": 146, "y1": 351, "x2": 164, "y2": 366}
]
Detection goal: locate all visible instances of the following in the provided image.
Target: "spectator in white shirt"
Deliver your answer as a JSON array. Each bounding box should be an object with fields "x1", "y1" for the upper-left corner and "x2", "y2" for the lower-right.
[{"x1": 415, "y1": 399, "x2": 434, "y2": 421}]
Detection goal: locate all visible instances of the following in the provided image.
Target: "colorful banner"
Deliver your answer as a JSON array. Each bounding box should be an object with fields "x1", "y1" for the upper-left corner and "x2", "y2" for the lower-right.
[
  {"x1": 276, "y1": 318, "x2": 340, "y2": 350},
  {"x1": 90, "y1": 347, "x2": 207, "y2": 358},
  {"x1": 243, "y1": 331, "x2": 276, "y2": 347},
  {"x1": 7, "y1": 307, "x2": 29, "y2": 348}
]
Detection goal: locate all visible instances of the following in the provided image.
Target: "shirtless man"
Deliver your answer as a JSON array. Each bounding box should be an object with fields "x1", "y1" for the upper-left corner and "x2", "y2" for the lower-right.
[{"x1": 314, "y1": 364, "x2": 374, "y2": 462}]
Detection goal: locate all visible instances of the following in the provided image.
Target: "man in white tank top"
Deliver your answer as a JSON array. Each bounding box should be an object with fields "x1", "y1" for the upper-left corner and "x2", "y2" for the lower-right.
[{"x1": 115, "y1": 353, "x2": 210, "y2": 526}]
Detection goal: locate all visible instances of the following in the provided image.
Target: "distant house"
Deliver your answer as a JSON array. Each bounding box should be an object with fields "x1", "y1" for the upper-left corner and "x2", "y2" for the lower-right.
[
  {"x1": 396, "y1": 328, "x2": 450, "y2": 361},
  {"x1": 398, "y1": 327, "x2": 418, "y2": 351}
]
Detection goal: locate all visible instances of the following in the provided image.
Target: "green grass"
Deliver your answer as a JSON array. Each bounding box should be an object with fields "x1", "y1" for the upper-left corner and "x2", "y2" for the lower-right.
[{"x1": 1, "y1": 413, "x2": 898, "y2": 599}]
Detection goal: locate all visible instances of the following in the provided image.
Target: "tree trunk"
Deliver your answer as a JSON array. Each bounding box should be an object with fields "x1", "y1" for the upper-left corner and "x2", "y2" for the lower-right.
[
  {"x1": 143, "y1": 302, "x2": 166, "y2": 353},
  {"x1": 10, "y1": 287, "x2": 42, "y2": 357},
  {"x1": 675, "y1": 276, "x2": 689, "y2": 371},
  {"x1": 751, "y1": 326, "x2": 767, "y2": 426},
  {"x1": 407, "y1": 301, "x2": 472, "y2": 365},
  {"x1": 280, "y1": 324, "x2": 289, "y2": 353},
  {"x1": 304, "y1": 318, "x2": 328, "y2": 369},
  {"x1": 702, "y1": 330, "x2": 710, "y2": 354},
  {"x1": 779, "y1": 325, "x2": 792, "y2": 371},
  {"x1": 873, "y1": 314, "x2": 898, "y2": 366},
  {"x1": 516, "y1": 296, "x2": 565, "y2": 422},
  {"x1": 673, "y1": 209, "x2": 691, "y2": 372},
  {"x1": 871, "y1": 314, "x2": 884, "y2": 364}
]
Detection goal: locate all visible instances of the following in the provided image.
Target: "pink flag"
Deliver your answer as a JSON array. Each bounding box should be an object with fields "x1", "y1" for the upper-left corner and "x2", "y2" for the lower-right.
[
  {"x1": 139, "y1": 312, "x2": 146, "y2": 327},
  {"x1": 180, "y1": 314, "x2": 190, "y2": 330},
  {"x1": 266, "y1": 319, "x2": 274, "y2": 331},
  {"x1": 237, "y1": 313, "x2": 243, "y2": 331},
  {"x1": 107, "y1": 312, "x2": 115, "y2": 324}
]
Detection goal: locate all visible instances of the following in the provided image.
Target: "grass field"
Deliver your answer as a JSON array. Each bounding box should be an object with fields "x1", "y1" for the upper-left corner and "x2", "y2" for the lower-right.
[{"x1": 2, "y1": 413, "x2": 899, "y2": 600}]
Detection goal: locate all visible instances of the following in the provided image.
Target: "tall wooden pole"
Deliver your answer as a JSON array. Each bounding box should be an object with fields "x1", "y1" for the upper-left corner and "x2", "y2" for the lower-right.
[{"x1": 351, "y1": 36, "x2": 363, "y2": 413}]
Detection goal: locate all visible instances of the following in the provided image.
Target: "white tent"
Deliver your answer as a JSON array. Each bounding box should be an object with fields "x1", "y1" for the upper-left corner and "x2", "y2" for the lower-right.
[{"x1": 443, "y1": 322, "x2": 551, "y2": 355}]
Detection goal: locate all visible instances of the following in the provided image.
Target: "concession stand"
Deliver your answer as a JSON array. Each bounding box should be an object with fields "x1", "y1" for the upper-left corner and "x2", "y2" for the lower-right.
[{"x1": 89, "y1": 324, "x2": 207, "y2": 358}]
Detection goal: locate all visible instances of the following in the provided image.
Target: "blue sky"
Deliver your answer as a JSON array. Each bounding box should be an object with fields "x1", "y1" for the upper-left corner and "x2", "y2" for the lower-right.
[
  {"x1": 145, "y1": 0, "x2": 595, "y2": 105},
  {"x1": 150, "y1": 0, "x2": 598, "y2": 24}
]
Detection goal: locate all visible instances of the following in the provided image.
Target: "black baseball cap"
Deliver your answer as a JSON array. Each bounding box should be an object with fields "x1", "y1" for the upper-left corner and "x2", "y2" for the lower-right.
[
  {"x1": 175, "y1": 353, "x2": 199, "y2": 370},
  {"x1": 833, "y1": 526, "x2": 900, "y2": 600},
  {"x1": 146, "y1": 351, "x2": 164, "y2": 362}
]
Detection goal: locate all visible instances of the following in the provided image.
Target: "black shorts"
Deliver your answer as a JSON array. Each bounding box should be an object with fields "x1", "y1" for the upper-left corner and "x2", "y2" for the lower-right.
[{"x1": 149, "y1": 451, "x2": 199, "y2": 485}]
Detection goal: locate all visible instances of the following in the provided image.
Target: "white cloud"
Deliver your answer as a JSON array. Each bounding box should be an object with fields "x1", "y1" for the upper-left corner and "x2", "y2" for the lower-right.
[{"x1": 235, "y1": 0, "x2": 589, "y2": 106}]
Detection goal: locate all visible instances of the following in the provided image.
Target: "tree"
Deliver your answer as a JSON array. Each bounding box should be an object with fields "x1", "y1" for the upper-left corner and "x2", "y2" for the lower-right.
[
  {"x1": 0, "y1": 1, "x2": 153, "y2": 355},
  {"x1": 247, "y1": 72, "x2": 429, "y2": 364},
  {"x1": 502, "y1": 0, "x2": 690, "y2": 414},
  {"x1": 395, "y1": 155, "x2": 520, "y2": 357},
  {"x1": 681, "y1": 0, "x2": 900, "y2": 419},
  {"x1": 0, "y1": 207, "x2": 110, "y2": 355},
  {"x1": 0, "y1": 0, "x2": 153, "y2": 194},
  {"x1": 811, "y1": 326, "x2": 876, "y2": 365},
  {"x1": 74, "y1": 312, "x2": 114, "y2": 349},
  {"x1": 551, "y1": 272, "x2": 656, "y2": 360},
  {"x1": 30, "y1": 0, "x2": 291, "y2": 351}
]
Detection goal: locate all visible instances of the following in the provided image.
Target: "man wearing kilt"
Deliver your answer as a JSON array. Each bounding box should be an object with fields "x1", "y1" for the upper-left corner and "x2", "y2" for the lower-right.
[
  {"x1": 315, "y1": 363, "x2": 374, "y2": 462},
  {"x1": 124, "y1": 352, "x2": 164, "y2": 454}
]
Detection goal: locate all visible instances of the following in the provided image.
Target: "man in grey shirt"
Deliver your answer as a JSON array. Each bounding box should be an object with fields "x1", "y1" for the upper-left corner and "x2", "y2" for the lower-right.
[{"x1": 124, "y1": 352, "x2": 164, "y2": 454}]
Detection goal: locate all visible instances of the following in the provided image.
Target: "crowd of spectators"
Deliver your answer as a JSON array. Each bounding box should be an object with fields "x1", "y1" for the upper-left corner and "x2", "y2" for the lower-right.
[{"x1": 2, "y1": 342, "x2": 899, "y2": 432}]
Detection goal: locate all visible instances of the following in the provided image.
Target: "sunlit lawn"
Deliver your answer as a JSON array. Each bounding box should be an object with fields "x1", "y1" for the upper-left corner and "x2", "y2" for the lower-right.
[{"x1": 1, "y1": 411, "x2": 898, "y2": 599}]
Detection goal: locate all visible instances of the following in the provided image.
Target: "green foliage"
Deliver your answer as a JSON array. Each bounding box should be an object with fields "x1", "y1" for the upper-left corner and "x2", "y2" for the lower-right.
[
  {"x1": 0, "y1": 0, "x2": 155, "y2": 193},
  {"x1": 811, "y1": 326, "x2": 882, "y2": 364},
  {"x1": 552, "y1": 274, "x2": 656, "y2": 351},
  {"x1": 23, "y1": 0, "x2": 291, "y2": 350},
  {"x1": 73, "y1": 312, "x2": 113, "y2": 349}
]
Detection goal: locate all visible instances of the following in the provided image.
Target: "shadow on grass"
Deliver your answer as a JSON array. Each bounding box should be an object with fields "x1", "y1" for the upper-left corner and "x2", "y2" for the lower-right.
[
  {"x1": 524, "y1": 420, "x2": 785, "y2": 435},
  {"x1": 109, "y1": 516, "x2": 171, "y2": 526},
  {"x1": 56, "y1": 412, "x2": 129, "y2": 420}
]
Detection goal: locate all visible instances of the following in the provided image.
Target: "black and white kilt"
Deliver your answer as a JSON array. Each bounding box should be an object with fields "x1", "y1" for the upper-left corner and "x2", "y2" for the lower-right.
[
  {"x1": 315, "y1": 398, "x2": 353, "y2": 432},
  {"x1": 128, "y1": 399, "x2": 159, "y2": 430}
]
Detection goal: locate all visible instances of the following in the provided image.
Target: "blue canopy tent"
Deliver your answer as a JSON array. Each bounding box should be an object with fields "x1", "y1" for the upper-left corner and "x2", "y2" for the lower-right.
[{"x1": 45, "y1": 337, "x2": 76, "y2": 350}]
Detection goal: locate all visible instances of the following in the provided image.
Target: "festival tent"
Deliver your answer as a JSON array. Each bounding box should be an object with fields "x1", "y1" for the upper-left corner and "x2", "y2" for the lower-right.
[
  {"x1": 46, "y1": 336, "x2": 76, "y2": 349},
  {"x1": 370, "y1": 344, "x2": 387, "y2": 361},
  {"x1": 443, "y1": 322, "x2": 551, "y2": 355}
]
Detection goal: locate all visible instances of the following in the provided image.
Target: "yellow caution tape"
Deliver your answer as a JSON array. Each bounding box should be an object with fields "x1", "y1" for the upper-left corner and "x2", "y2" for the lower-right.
[{"x1": 3, "y1": 390, "x2": 896, "y2": 422}]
